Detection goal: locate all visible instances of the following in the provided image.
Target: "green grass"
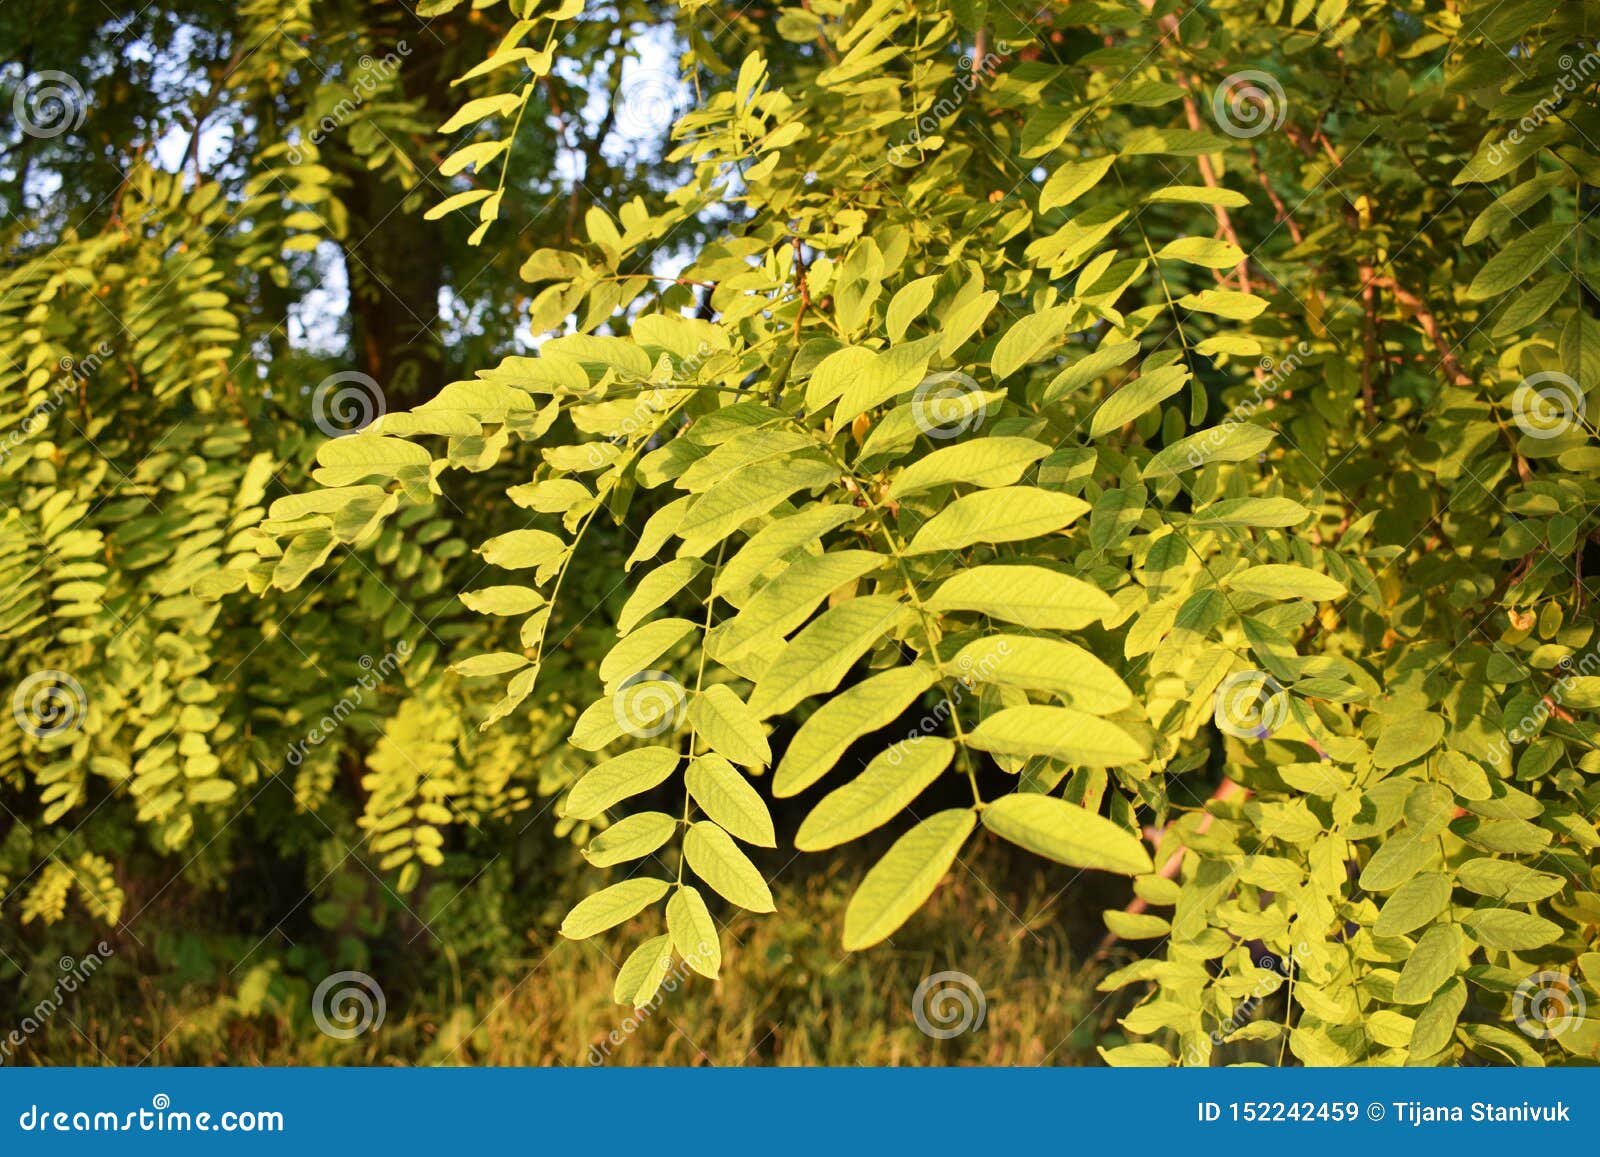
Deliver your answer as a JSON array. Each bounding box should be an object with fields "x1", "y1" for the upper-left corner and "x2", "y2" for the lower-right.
[{"x1": 12, "y1": 847, "x2": 1138, "y2": 1066}]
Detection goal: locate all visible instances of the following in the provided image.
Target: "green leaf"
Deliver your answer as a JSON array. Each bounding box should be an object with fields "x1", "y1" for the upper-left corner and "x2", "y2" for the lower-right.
[
  {"x1": 1358, "y1": 829, "x2": 1436, "y2": 891},
  {"x1": 450, "y1": 652, "x2": 531, "y2": 678},
  {"x1": 1145, "y1": 185, "x2": 1249, "y2": 207},
  {"x1": 1176, "y1": 289, "x2": 1268, "y2": 320},
  {"x1": 458, "y1": 586, "x2": 545, "y2": 616},
  {"x1": 312, "y1": 435, "x2": 433, "y2": 486},
  {"x1": 1142, "y1": 423, "x2": 1275, "y2": 477},
  {"x1": 748, "y1": 595, "x2": 905, "y2": 718},
  {"x1": 795, "y1": 736, "x2": 954, "y2": 851},
  {"x1": 583, "y1": 811, "x2": 678, "y2": 867},
  {"x1": 834, "y1": 343, "x2": 935, "y2": 426},
  {"x1": 613, "y1": 933, "x2": 674, "y2": 1007},
  {"x1": 981, "y1": 793, "x2": 1152, "y2": 874},
  {"x1": 952, "y1": 635, "x2": 1133, "y2": 714},
  {"x1": 666, "y1": 886, "x2": 721, "y2": 979},
  {"x1": 599, "y1": 617, "x2": 696, "y2": 686},
  {"x1": 713, "y1": 505, "x2": 863, "y2": 600},
  {"x1": 992, "y1": 305, "x2": 1075, "y2": 380},
  {"x1": 1455, "y1": 858, "x2": 1566, "y2": 903},
  {"x1": 1466, "y1": 223, "x2": 1569, "y2": 300},
  {"x1": 1373, "y1": 872, "x2": 1452, "y2": 938},
  {"x1": 1039, "y1": 155, "x2": 1117, "y2": 214},
  {"x1": 1154, "y1": 236, "x2": 1245, "y2": 269},
  {"x1": 968, "y1": 705, "x2": 1150, "y2": 766},
  {"x1": 1372, "y1": 713, "x2": 1445, "y2": 769},
  {"x1": 678, "y1": 455, "x2": 838, "y2": 545},
  {"x1": 560, "y1": 878, "x2": 670, "y2": 939},
  {"x1": 886, "y1": 275, "x2": 939, "y2": 342},
  {"x1": 842, "y1": 809, "x2": 975, "y2": 950},
  {"x1": 888, "y1": 437, "x2": 1052, "y2": 499},
  {"x1": 1226, "y1": 564, "x2": 1347, "y2": 601},
  {"x1": 1190, "y1": 497, "x2": 1310, "y2": 528},
  {"x1": 1090, "y1": 364, "x2": 1191, "y2": 437},
  {"x1": 904, "y1": 487, "x2": 1088, "y2": 555},
  {"x1": 717, "y1": 550, "x2": 887, "y2": 660},
  {"x1": 774, "y1": 666, "x2": 937, "y2": 796},
  {"x1": 1392, "y1": 922, "x2": 1463, "y2": 1004},
  {"x1": 685, "y1": 753, "x2": 775, "y2": 846},
  {"x1": 687, "y1": 685, "x2": 771, "y2": 769},
  {"x1": 479, "y1": 528, "x2": 566, "y2": 571},
  {"x1": 682, "y1": 821, "x2": 775, "y2": 912},
  {"x1": 1042, "y1": 340, "x2": 1140, "y2": 403},
  {"x1": 1462, "y1": 908, "x2": 1563, "y2": 950},
  {"x1": 617, "y1": 557, "x2": 705, "y2": 635},
  {"x1": 1409, "y1": 978, "x2": 1467, "y2": 1060},
  {"x1": 562, "y1": 747, "x2": 680, "y2": 820},
  {"x1": 924, "y1": 565, "x2": 1113, "y2": 629}
]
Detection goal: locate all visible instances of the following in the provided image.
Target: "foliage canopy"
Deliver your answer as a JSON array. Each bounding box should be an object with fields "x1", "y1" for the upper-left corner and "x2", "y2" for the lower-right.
[{"x1": 4, "y1": 0, "x2": 1600, "y2": 1065}]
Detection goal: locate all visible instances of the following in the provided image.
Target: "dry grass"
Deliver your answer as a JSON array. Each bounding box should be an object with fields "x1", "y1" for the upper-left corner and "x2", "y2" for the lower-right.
[{"x1": 14, "y1": 846, "x2": 1138, "y2": 1066}]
